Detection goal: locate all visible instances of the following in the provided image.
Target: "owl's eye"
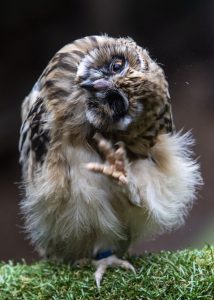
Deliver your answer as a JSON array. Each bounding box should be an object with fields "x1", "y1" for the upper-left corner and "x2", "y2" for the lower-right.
[{"x1": 110, "y1": 58, "x2": 124, "y2": 74}]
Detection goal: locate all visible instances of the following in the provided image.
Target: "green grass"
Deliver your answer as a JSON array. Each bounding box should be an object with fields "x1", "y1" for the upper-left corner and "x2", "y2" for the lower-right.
[{"x1": 0, "y1": 246, "x2": 213, "y2": 300}]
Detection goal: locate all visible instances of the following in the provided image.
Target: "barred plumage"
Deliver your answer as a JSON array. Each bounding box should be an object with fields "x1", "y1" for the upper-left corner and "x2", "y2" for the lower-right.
[{"x1": 19, "y1": 35, "x2": 202, "y2": 286}]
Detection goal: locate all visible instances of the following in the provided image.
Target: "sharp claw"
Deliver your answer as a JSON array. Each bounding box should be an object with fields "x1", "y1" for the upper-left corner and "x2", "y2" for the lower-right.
[
  {"x1": 121, "y1": 261, "x2": 136, "y2": 275},
  {"x1": 94, "y1": 264, "x2": 107, "y2": 288}
]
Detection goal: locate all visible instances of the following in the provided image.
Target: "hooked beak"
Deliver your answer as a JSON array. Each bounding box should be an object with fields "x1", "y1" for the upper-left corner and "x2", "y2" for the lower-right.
[{"x1": 80, "y1": 79, "x2": 112, "y2": 91}]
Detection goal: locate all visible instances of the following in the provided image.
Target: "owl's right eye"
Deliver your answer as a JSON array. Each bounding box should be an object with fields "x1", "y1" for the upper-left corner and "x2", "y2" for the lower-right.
[{"x1": 110, "y1": 58, "x2": 125, "y2": 74}]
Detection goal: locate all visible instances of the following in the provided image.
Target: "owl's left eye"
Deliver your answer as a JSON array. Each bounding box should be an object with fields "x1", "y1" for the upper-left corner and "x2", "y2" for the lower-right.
[{"x1": 110, "y1": 58, "x2": 125, "y2": 74}]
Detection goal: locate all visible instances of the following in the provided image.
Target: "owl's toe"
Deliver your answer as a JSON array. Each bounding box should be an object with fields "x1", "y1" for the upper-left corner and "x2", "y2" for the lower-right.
[
  {"x1": 93, "y1": 255, "x2": 136, "y2": 288},
  {"x1": 85, "y1": 133, "x2": 128, "y2": 184},
  {"x1": 85, "y1": 162, "x2": 128, "y2": 184}
]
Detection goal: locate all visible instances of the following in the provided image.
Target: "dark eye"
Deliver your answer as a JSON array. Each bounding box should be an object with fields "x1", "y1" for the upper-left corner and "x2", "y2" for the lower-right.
[{"x1": 110, "y1": 58, "x2": 124, "y2": 74}]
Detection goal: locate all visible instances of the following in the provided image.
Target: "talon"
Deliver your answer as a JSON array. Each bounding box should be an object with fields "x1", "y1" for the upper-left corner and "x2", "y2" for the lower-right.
[
  {"x1": 93, "y1": 255, "x2": 136, "y2": 287},
  {"x1": 94, "y1": 264, "x2": 107, "y2": 288},
  {"x1": 120, "y1": 260, "x2": 136, "y2": 274}
]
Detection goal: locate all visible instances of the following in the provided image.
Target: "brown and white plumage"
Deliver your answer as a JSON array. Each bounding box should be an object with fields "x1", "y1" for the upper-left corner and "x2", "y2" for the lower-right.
[{"x1": 19, "y1": 35, "x2": 202, "y2": 286}]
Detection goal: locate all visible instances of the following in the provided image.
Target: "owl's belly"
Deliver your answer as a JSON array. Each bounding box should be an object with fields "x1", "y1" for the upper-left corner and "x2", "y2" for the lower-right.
[
  {"x1": 53, "y1": 176, "x2": 151, "y2": 261},
  {"x1": 44, "y1": 182, "x2": 148, "y2": 262},
  {"x1": 24, "y1": 144, "x2": 148, "y2": 262}
]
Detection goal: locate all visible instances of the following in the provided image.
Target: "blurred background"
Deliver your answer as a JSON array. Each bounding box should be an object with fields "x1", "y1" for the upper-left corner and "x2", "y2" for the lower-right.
[{"x1": 0, "y1": 0, "x2": 213, "y2": 262}]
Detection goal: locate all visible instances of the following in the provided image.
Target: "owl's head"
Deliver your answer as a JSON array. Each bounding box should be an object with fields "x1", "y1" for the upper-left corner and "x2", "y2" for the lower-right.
[{"x1": 75, "y1": 35, "x2": 169, "y2": 132}]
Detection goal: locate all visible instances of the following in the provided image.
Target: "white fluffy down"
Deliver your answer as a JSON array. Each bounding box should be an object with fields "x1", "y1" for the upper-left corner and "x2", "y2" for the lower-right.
[
  {"x1": 131, "y1": 131, "x2": 202, "y2": 234},
  {"x1": 21, "y1": 131, "x2": 202, "y2": 259}
]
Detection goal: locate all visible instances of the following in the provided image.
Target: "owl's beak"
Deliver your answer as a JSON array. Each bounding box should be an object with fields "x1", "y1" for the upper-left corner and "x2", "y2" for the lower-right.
[{"x1": 80, "y1": 79, "x2": 112, "y2": 91}]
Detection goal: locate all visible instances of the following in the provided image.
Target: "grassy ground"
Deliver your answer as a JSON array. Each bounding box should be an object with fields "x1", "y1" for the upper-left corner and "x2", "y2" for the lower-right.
[{"x1": 0, "y1": 246, "x2": 213, "y2": 300}]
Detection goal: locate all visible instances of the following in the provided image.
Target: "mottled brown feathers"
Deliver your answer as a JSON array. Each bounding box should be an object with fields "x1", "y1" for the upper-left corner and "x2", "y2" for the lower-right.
[
  {"x1": 20, "y1": 35, "x2": 174, "y2": 173},
  {"x1": 19, "y1": 35, "x2": 201, "y2": 278}
]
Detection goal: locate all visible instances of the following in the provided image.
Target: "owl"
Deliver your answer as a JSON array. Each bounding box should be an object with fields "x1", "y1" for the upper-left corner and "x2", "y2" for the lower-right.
[{"x1": 19, "y1": 35, "x2": 202, "y2": 287}]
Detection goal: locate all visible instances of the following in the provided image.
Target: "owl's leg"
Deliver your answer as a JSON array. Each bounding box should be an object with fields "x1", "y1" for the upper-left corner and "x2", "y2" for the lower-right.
[
  {"x1": 86, "y1": 133, "x2": 142, "y2": 206},
  {"x1": 86, "y1": 133, "x2": 128, "y2": 184},
  {"x1": 93, "y1": 254, "x2": 136, "y2": 288}
]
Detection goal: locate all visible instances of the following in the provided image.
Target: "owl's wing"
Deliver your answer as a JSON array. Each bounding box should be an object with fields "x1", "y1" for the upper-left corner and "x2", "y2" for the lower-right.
[
  {"x1": 19, "y1": 84, "x2": 50, "y2": 180},
  {"x1": 158, "y1": 101, "x2": 175, "y2": 134}
]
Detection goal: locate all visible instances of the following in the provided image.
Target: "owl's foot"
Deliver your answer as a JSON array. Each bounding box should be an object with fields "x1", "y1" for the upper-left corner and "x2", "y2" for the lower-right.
[
  {"x1": 86, "y1": 133, "x2": 128, "y2": 184},
  {"x1": 86, "y1": 133, "x2": 142, "y2": 206},
  {"x1": 93, "y1": 255, "x2": 136, "y2": 288}
]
